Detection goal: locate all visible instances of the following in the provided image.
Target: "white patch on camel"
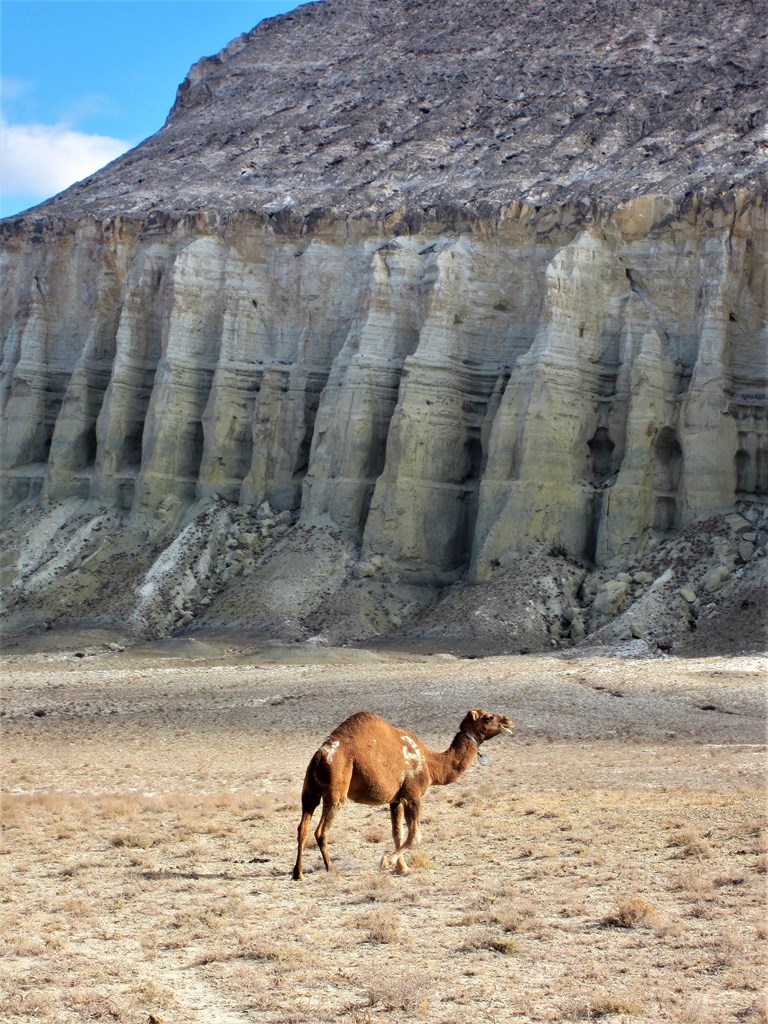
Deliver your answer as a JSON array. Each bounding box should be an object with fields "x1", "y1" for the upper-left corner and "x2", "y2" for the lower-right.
[
  {"x1": 321, "y1": 739, "x2": 340, "y2": 763},
  {"x1": 401, "y1": 735, "x2": 423, "y2": 776}
]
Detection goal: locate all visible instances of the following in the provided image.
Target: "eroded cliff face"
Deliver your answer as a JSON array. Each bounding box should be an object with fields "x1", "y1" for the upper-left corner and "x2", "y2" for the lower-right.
[
  {"x1": 1, "y1": 0, "x2": 766, "y2": 649},
  {"x1": 2, "y1": 196, "x2": 765, "y2": 578}
]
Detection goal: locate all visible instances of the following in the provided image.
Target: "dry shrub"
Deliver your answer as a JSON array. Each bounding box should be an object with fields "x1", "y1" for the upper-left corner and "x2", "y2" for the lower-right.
[
  {"x1": 668, "y1": 826, "x2": 713, "y2": 859},
  {"x1": 1, "y1": 989, "x2": 59, "y2": 1018},
  {"x1": 650, "y1": 914, "x2": 681, "y2": 939},
  {"x1": 95, "y1": 794, "x2": 141, "y2": 820},
  {"x1": 406, "y1": 849, "x2": 435, "y2": 870},
  {"x1": 110, "y1": 831, "x2": 155, "y2": 849},
  {"x1": 713, "y1": 870, "x2": 746, "y2": 887},
  {"x1": 566, "y1": 993, "x2": 644, "y2": 1020},
  {"x1": 677, "y1": 993, "x2": 710, "y2": 1024},
  {"x1": 458, "y1": 928, "x2": 522, "y2": 955},
  {"x1": 6, "y1": 935, "x2": 46, "y2": 957},
  {"x1": 362, "y1": 824, "x2": 387, "y2": 843},
  {"x1": 196, "y1": 937, "x2": 308, "y2": 968},
  {"x1": 364, "y1": 967, "x2": 432, "y2": 1014},
  {"x1": 673, "y1": 867, "x2": 715, "y2": 897},
  {"x1": 723, "y1": 967, "x2": 763, "y2": 992},
  {"x1": 63, "y1": 858, "x2": 106, "y2": 882},
  {"x1": 128, "y1": 977, "x2": 175, "y2": 1008},
  {"x1": 687, "y1": 899, "x2": 714, "y2": 920},
  {"x1": 1, "y1": 794, "x2": 29, "y2": 826},
  {"x1": 602, "y1": 896, "x2": 660, "y2": 929},
  {"x1": 589, "y1": 994, "x2": 643, "y2": 1018},
  {"x1": 64, "y1": 988, "x2": 127, "y2": 1021},
  {"x1": 39, "y1": 792, "x2": 82, "y2": 814},
  {"x1": 458, "y1": 904, "x2": 523, "y2": 932},
  {"x1": 4, "y1": 792, "x2": 88, "y2": 824},
  {"x1": 350, "y1": 871, "x2": 395, "y2": 903},
  {"x1": 520, "y1": 843, "x2": 559, "y2": 859},
  {"x1": 358, "y1": 907, "x2": 403, "y2": 944},
  {"x1": 710, "y1": 924, "x2": 745, "y2": 968}
]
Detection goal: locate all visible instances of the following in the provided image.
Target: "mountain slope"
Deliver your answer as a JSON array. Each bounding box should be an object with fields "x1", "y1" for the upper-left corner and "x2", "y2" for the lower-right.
[{"x1": 9, "y1": 0, "x2": 767, "y2": 220}]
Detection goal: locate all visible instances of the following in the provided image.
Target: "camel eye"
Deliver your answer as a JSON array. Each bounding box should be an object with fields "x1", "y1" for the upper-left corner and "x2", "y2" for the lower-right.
[{"x1": 483, "y1": 715, "x2": 493, "y2": 722}]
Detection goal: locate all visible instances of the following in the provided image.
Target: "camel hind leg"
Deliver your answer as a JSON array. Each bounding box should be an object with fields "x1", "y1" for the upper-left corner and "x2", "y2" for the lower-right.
[
  {"x1": 294, "y1": 746, "x2": 351, "y2": 879},
  {"x1": 315, "y1": 795, "x2": 342, "y2": 872},
  {"x1": 293, "y1": 788, "x2": 322, "y2": 881}
]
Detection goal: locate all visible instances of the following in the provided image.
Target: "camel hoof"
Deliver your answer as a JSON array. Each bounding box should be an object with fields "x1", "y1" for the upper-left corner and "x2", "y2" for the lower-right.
[
  {"x1": 379, "y1": 855, "x2": 390, "y2": 872},
  {"x1": 395, "y1": 860, "x2": 411, "y2": 876}
]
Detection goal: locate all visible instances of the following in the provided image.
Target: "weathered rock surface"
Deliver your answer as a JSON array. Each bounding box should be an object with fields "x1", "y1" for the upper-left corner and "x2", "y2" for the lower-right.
[
  {"x1": 7, "y1": 0, "x2": 765, "y2": 219},
  {"x1": 1, "y1": 0, "x2": 766, "y2": 652}
]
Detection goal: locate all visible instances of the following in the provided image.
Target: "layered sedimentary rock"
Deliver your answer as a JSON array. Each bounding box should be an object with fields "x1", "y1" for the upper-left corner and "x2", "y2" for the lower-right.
[
  {"x1": 1, "y1": 0, "x2": 766, "y2": 644},
  {"x1": 4, "y1": 201, "x2": 763, "y2": 575}
]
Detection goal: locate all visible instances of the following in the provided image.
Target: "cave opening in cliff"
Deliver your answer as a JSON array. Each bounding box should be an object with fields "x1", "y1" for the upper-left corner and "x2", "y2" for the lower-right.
[
  {"x1": 653, "y1": 427, "x2": 683, "y2": 486},
  {"x1": 81, "y1": 424, "x2": 98, "y2": 470},
  {"x1": 462, "y1": 434, "x2": 483, "y2": 485},
  {"x1": 122, "y1": 428, "x2": 144, "y2": 469},
  {"x1": 736, "y1": 448, "x2": 754, "y2": 496},
  {"x1": 588, "y1": 426, "x2": 615, "y2": 483},
  {"x1": 39, "y1": 385, "x2": 65, "y2": 463},
  {"x1": 652, "y1": 426, "x2": 684, "y2": 533},
  {"x1": 183, "y1": 420, "x2": 205, "y2": 484},
  {"x1": 292, "y1": 432, "x2": 312, "y2": 487},
  {"x1": 451, "y1": 434, "x2": 484, "y2": 570},
  {"x1": 757, "y1": 447, "x2": 768, "y2": 496}
]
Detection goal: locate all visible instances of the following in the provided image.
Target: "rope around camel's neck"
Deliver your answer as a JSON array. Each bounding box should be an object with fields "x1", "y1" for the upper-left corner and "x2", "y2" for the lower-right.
[
  {"x1": 459, "y1": 729, "x2": 489, "y2": 767},
  {"x1": 427, "y1": 731, "x2": 486, "y2": 784}
]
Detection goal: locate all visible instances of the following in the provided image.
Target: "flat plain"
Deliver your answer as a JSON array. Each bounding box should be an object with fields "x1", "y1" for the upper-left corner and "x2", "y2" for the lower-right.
[{"x1": 1, "y1": 636, "x2": 766, "y2": 1024}]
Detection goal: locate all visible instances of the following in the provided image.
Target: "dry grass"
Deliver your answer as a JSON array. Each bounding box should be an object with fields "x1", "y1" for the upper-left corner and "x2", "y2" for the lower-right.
[
  {"x1": 601, "y1": 895, "x2": 661, "y2": 929},
  {"x1": 1, "y1": 648, "x2": 766, "y2": 1023}
]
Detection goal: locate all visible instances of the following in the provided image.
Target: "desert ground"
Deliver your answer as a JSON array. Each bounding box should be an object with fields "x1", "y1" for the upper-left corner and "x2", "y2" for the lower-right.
[{"x1": 1, "y1": 633, "x2": 766, "y2": 1024}]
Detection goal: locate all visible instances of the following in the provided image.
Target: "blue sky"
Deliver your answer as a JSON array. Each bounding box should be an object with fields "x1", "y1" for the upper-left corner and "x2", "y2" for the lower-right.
[{"x1": 0, "y1": 0, "x2": 303, "y2": 218}]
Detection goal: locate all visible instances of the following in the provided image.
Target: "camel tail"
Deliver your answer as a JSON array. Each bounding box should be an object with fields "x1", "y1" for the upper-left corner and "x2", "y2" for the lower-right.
[{"x1": 305, "y1": 749, "x2": 332, "y2": 796}]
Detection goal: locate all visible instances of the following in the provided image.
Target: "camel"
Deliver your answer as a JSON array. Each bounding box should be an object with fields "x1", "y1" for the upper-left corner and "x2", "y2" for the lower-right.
[{"x1": 292, "y1": 708, "x2": 514, "y2": 880}]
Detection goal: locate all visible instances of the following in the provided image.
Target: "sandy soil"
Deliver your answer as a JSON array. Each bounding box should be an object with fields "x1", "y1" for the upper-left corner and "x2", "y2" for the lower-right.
[{"x1": 1, "y1": 637, "x2": 766, "y2": 1023}]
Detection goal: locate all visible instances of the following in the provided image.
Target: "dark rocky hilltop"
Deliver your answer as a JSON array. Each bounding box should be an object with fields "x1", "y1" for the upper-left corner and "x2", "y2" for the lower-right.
[{"x1": 12, "y1": 0, "x2": 768, "y2": 221}]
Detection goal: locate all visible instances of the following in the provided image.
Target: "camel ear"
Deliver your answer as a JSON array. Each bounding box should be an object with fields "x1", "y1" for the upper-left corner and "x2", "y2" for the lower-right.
[{"x1": 468, "y1": 709, "x2": 481, "y2": 721}]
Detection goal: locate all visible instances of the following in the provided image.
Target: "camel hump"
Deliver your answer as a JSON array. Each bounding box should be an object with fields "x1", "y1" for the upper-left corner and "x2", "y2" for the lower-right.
[
  {"x1": 330, "y1": 711, "x2": 419, "y2": 750},
  {"x1": 327, "y1": 710, "x2": 393, "y2": 742},
  {"x1": 333, "y1": 710, "x2": 389, "y2": 732}
]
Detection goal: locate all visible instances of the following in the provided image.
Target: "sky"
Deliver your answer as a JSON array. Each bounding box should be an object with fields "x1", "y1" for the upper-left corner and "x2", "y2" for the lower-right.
[{"x1": 0, "y1": 0, "x2": 304, "y2": 218}]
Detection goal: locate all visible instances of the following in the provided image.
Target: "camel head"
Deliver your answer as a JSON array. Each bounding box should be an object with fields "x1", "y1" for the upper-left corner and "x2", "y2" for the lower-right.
[{"x1": 460, "y1": 708, "x2": 515, "y2": 745}]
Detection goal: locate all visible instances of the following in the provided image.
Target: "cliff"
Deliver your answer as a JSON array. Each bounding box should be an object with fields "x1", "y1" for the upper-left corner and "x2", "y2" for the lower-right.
[{"x1": 1, "y1": 0, "x2": 766, "y2": 653}]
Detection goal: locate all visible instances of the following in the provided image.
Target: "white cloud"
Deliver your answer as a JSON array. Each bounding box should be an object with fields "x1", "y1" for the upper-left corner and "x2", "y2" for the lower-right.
[{"x1": 0, "y1": 118, "x2": 132, "y2": 201}]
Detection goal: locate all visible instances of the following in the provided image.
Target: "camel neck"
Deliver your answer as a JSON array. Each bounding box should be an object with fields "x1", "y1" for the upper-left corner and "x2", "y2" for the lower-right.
[{"x1": 425, "y1": 732, "x2": 479, "y2": 786}]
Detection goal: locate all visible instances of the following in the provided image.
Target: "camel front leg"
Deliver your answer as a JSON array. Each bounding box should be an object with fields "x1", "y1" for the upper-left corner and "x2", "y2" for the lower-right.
[
  {"x1": 387, "y1": 801, "x2": 407, "y2": 875},
  {"x1": 380, "y1": 799, "x2": 421, "y2": 875}
]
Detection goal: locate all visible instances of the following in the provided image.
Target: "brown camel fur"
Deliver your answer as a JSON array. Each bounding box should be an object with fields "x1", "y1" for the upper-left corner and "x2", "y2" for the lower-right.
[{"x1": 292, "y1": 708, "x2": 515, "y2": 880}]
